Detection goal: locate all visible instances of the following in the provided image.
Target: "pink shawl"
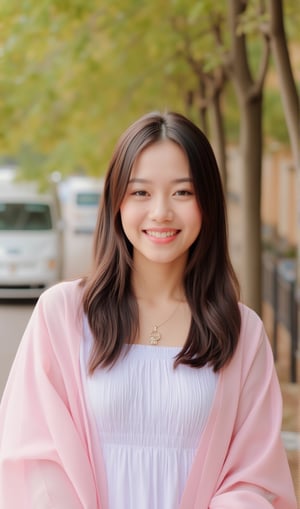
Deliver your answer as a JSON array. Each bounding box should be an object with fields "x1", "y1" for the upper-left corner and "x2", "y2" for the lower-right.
[{"x1": 0, "y1": 280, "x2": 297, "y2": 508}]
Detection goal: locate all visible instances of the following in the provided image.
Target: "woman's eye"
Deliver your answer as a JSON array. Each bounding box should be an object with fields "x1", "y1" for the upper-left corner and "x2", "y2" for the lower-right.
[
  {"x1": 174, "y1": 190, "x2": 193, "y2": 196},
  {"x1": 132, "y1": 190, "x2": 148, "y2": 197}
]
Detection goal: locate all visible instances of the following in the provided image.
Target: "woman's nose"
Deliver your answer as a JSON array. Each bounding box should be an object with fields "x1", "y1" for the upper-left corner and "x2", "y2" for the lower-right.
[{"x1": 148, "y1": 197, "x2": 173, "y2": 222}]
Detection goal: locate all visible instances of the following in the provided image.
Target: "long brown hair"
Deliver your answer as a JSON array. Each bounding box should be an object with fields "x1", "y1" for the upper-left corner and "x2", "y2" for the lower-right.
[{"x1": 82, "y1": 111, "x2": 241, "y2": 373}]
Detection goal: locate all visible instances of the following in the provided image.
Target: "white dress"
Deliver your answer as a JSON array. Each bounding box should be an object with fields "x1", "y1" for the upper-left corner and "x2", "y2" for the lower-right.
[{"x1": 80, "y1": 316, "x2": 218, "y2": 509}]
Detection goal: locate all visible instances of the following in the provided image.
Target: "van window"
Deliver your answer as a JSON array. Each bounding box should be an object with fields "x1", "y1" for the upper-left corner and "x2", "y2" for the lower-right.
[
  {"x1": 0, "y1": 203, "x2": 52, "y2": 230},
  {"x1": 76, "y1": 192, "x2": 100, "y2": 207}
]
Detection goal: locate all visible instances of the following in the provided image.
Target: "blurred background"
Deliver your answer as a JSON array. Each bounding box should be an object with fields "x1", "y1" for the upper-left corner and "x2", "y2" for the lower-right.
[{"x1": 0, "y1": 0, "x2": 299, "y2": 501}]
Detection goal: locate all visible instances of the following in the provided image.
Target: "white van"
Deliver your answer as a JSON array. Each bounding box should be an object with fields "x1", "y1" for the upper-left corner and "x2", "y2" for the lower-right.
[
  {"x1": 0, "y1": 178, "x2": 63, "y2": 299},
  {"x1": 59, "y1": 176, "x2": 103, "y2": 234}
]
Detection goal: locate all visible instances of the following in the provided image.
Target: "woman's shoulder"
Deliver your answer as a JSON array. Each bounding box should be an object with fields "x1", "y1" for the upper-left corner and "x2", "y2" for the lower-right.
[
  {"x1": 39, "y1": 278, "x2": 84, "y2": 303},
  {"x1": 35, "y1": 279, "x2": 85, "y2": 321},
  {"x1": 238, "y1": 302, "x2": 264, "y2": 328},
  {"x1": 226, "y1": 302, "x2": 275, "y2": 381},
  {"x1": 25, "y1": 279, "x2": 85, "y2": 352},
  {"x1": 237, "y1": 301, "x2": 269, "y2": 353}
]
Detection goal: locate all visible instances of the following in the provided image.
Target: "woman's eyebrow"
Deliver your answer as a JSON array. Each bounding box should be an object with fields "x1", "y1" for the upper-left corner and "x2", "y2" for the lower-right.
[
  {"x1": 128, "y1": 178, "x2": 151, "y2": 184},
  {"x1": 128, "y1": 177, "x2": 193, "y2": 184}
]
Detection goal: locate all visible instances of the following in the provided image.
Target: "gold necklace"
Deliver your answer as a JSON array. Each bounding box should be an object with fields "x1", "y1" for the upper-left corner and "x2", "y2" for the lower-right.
[{"x1": 149, "y1": 302, "x2": 181, "y2": 345}]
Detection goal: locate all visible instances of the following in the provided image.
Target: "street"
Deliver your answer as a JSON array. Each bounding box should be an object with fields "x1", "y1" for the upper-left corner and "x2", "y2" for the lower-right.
[{"x1": 0, "y1": 301, "x2": 33, "y2": 396}]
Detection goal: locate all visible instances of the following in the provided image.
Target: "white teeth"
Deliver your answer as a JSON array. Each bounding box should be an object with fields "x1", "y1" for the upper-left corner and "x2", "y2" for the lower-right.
[{"x1": 146, "y1": 230, "x2": 176, "y2": 238}]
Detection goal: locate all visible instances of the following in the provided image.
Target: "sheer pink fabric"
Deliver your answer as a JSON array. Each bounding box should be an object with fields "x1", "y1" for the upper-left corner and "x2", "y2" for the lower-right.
[{"x1": 0, "y1": 280, "x2": 297, "y2": 508}]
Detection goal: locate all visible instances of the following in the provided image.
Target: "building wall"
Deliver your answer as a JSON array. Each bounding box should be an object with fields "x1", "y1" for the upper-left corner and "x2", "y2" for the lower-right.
[{"x1": 261, "y1": 149, "x2": 297, "y2": 250}]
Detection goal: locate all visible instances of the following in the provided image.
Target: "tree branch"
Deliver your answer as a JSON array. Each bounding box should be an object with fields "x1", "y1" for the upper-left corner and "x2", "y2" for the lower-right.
[{"x1": 248, "y1": 33, "x2": 270, "y2": 99}]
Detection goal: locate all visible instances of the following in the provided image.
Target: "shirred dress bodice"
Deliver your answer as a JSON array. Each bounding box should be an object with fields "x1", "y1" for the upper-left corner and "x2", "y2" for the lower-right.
[{"x1": 80, "y1": 316, "x2": 218, "y2": 509}]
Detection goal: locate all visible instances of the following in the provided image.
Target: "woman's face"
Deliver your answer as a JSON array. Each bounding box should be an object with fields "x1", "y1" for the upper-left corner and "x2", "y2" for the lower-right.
[{"x1": 120, "y1": 140, "x2": 202, "y2": 268}]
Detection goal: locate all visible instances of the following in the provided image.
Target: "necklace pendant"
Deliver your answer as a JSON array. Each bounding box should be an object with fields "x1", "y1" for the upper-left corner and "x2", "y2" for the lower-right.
[{"x1": 149, "y1": 325, "x2": 161, "y2": 345}]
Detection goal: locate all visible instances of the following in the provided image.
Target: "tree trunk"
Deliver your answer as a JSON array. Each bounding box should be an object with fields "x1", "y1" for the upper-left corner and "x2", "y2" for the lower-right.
[
  {"x1": 197, "y1": 80, "x2": 209, "y2": 135},
  {"x1": 228, "y1": 0, "x2": 269, "y2": 314},
  {"x1": 239, "y1": 96, "x2": 263, "y2": 314},
  {"x1": 268, "y1": 0, "x2": 300, "y2": 169},
  {"x1": 210, "y1": 89, "x2": 227, "y2": 191}
]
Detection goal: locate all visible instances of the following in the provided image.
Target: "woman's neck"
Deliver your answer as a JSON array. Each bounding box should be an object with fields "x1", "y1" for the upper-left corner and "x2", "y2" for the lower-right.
[{"x1": 131, "y1": 257, "x2": 186, "y2": 303}]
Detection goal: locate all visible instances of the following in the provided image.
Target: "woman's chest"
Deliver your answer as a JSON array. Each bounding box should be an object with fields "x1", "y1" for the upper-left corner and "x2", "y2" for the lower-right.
[{"x1": 83, "y1": 344, "x2": 218, "y2": 448}]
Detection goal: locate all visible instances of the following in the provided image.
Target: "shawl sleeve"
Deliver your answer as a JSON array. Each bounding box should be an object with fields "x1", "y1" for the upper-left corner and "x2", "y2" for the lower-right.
[
  {"x1": 209, "y1": 308, "x2": 297, "y2": 509},
  {"x1": 0, "y1": 283, "x2": 101, "y2": 509}
]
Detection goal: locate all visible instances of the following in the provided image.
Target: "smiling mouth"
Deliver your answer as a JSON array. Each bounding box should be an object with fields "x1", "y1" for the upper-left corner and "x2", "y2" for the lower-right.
[{"x1": 144, "y1": 230, "x2": 179, "y2": 239}]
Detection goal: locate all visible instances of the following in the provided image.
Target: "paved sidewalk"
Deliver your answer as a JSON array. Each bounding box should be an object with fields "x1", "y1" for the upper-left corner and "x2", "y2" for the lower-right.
[
  {"x1": 281, "y1": 383, "x2": 300, "y2": 504},
  {"x1": 263, "y1": 303, "x2": 300, "y2": 504}
]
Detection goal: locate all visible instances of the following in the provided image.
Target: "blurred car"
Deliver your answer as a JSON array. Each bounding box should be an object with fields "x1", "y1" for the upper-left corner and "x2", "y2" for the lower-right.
[
  {"x1": 59, "y1": 176, "x2": 104, "y2": 234},
  {"x1": 0, "y1": 182, "x2": 63, "y2": 299}
]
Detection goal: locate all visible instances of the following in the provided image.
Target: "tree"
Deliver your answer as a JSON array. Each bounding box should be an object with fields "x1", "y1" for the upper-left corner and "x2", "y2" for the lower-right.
[
  {"x1": 225, "y1": 0, "x2": 270, "y2": 313},
  {"x1": 267, "y1": 0, "x2": 299, "y2": 168},
  {"x1": 0, "y1": 2, "x2": 185, "y2": 177},
  {"x1": 267, "y1": 0, "x2": 300, "y2": 294}
]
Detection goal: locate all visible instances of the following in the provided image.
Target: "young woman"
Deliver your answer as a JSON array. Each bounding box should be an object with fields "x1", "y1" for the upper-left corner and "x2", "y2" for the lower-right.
[{"x1": 0, "y1": 111, "x2": 297, "y2": 508}]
